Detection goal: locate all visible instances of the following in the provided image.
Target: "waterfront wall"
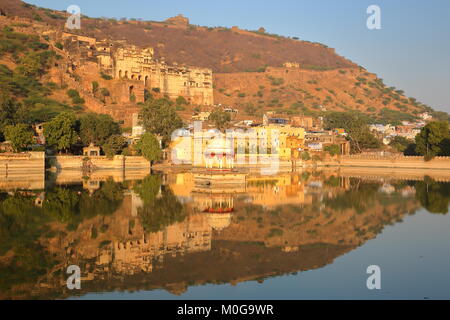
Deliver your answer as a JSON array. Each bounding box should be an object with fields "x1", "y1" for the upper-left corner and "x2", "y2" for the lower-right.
[
  {"x1": 0, "y1": 152, "x2": 45, "y2": 190},
  {"x1": 0, "y1": 152, "x2": 45, "y2": 173},
  {"x1": 48, "y1": 155, "x2": 151, "y2": 171},
  {"x1": 320, "y1": 155, "x2": 450, "y2": 170}
]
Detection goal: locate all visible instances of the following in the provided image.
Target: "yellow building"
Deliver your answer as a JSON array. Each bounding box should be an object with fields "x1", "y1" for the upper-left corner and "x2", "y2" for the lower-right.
[{"x1": 169, "y1": 125, "x2": 305, "y2": 166}]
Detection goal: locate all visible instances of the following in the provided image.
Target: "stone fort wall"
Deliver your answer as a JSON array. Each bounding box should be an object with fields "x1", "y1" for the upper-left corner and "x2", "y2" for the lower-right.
[{"x1": 105, "y1": 45, "x2": 214, "y2": 105}]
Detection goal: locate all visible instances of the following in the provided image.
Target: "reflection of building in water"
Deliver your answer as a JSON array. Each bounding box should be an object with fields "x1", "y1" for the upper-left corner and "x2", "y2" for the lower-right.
[
  {"x1": 192, "y1": 172, "x2": 247, "y2": 231},
  {"x1": 379, "y1": 183, "x2": 395, "y2": 194},
  {"x1": 34, "y1": 192, "x2": 45, "y2": 207},
  {"x1": 207, "y1": 213, "x2": 232, "y2": 231},
  {"x1": 167, "y1": 173, "x2": 195, "y2": 203},
  {"x1": 97, "y1": 213, "x2": 212, "y2": 275},
  {"x1": 193, "y1": 173, "x2": 247, "y2": 193},
  {"x1": 195, "y1": 195, "x2": 235, "y2": 213},
  {"x1": 83, "y1": 179, "x2": 101, "y2": 194},
  {"x1": 246, "y1": 174, "x2": 311, "y2": 208},
  {"x1": 131, "y1": 191, "x2": 144, "y2": 217}
]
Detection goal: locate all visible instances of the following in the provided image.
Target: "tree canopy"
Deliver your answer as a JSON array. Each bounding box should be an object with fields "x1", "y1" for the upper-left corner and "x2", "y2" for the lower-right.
[
  {"x1": 135, "y1": 132, "x2": 162, "y2": 164},
  {"x1": 44, "y1": 112, "x2": 79, "y2": 152},
  {"x1": 139, "y1": 98, "x2": 183, "y2": 146},
  {"x1": 324, "y1": 111, "x2": 380, "y2": 153},
  {"x1": 389, "y1": 136, "x2": 413, "y2": 153},
  {"x1": 415, "y1": 121, "x2": 450, "y2": 159},
  {"x1": 79, "y1": 113, "x2": 120, "y2": 147},
  {"x1": 209, "y1": 108, "x2": 232, "y2": 131},
  {"x1": 3, "y1": 124, "x2": 34, "y2": 152},
  {"x1": 102, "y1": 134, "x2": 127, "y2": 158}
]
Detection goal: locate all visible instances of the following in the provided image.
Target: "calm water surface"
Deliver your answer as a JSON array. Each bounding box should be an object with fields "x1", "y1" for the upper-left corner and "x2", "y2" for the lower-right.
[{"x1": 1, "y1": 170, "x2": 449, "y2": 300}]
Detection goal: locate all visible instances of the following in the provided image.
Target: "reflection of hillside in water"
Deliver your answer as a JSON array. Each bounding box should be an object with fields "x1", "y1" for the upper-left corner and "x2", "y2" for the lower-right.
[{"x1": 0, "y1": 170, "x2": 449, "y2": 299}]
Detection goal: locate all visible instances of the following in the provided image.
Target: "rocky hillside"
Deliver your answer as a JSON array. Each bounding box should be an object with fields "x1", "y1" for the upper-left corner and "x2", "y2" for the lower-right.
[
  {"x1": 1, "y1": 0, "x2": 448, "y2": 124},
  {"x1": 0, "y1": 0, "x2": 355, "y2": 73},
  {"x1": 214, "y1": 67, "x2": 429, "y2": 122}
]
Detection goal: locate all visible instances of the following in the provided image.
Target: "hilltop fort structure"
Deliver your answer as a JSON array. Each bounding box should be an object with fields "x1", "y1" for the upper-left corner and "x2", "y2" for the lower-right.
[{"x1": 61, "y1": 32, "x2": 214, "y2": 106}]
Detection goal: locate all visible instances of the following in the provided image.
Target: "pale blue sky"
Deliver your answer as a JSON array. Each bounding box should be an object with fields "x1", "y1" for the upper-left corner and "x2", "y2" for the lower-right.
[{"x1": 26, "y1": 0, "x2": 450, "y2": 113}]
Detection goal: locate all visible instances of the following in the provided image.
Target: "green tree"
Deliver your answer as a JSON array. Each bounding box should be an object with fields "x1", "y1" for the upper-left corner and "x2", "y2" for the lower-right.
[
  {"x1": 92, "y1": 81, "x2": 99, "y2": 95},
  {"x1": 209, "y1": 107, "x2": 231, "y2": 131},
  {"x1": 0, "y1": 92, "x2": 20, "y2": 140},
  {"x1": 301, "y1": 151, "x2": 311, "y2": 161},
  {"x1": 324, "y1": 111, "x2": 380, "y2": 153},
  {"x1": 135, "y1": 132, "x2": 162, "y2": 164},
  {"x1": 79, "y1": 113, "x2": 120, "y2": 147},
  {"x1": 324, "y1": 144, "x2": 341, "y2": 156},
  {"x1": 66, "y1": 89, "x2": 85, "y2": 105},
  {"x1": 100, "y1": 88, "x2": 110, "y2": 103},
  {"x1": 44, "y1": 112, "x2": 78, "y2": 153},
  {"x1": 389, "y1": 136, "x2": 413, "y2": 153},
  {"x1": 139, "y1": 98, "x2": 183, "y2": 146},
  {"x1": 404, "y1": 143, "x2": 419, "y2": 156},
  {"x1": 415, "y1": 121, "x2": 450, "y2": 159},
  {"x1": 3, "y1": 124, "x2": 34, "y2": 152},
  {"x1": 176, "y1": 96, "x2": 188, "y2": 106},
  {"x1": 102, "y1": 134, "x2": 127, "y2": 158}
]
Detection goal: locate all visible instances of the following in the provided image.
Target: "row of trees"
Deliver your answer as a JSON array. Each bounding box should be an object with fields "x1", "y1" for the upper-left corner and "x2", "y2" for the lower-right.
[
  {"x1": 2, "y1": 97, "x2": 183, "y2": 163},
  {"x1": 388, "y1": 121, "x2": 450, "y2": 159},
  {"x1": 3, "y1": 112, "x2": 126, "y2": 155},
  {"x1": 3, "y1": 110, "x2": 165, "y2": 163},
  {"x1": 324, "y1": 112, "x2": 450, "y2": 159}
]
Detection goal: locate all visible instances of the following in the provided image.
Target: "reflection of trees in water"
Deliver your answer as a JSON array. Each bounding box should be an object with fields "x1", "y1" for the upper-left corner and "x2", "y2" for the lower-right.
[
  {"x1": 133, "y1": 175, "x2": 161, "y2": 205},
  {"x1": 415, "y1": 177, "x2": 450, "y2": 214},
  {"x1": 323, "y1": 176, "x2": 450, "y2": 216},
  {"x1": 0, "y1": 178, "x2": 125, "y2": 292},
  {"x1": 0, "y1": 193, "x2": 57, "y2": 293},
  {"x1": 323, "y1": 179, "x2": 382, "y2": 214},
  {"x1": 44, "y1": 178, "x2": 125, "y2": 230},
  {"x1": 133, "y1": 175, "x2": 186, "y2": 233}
]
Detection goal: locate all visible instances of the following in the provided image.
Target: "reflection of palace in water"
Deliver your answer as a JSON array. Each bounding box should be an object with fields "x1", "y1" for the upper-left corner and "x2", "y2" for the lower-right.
[
  {"x1": 0, "y1": 169, "x2": 427, "y2": 299},
  {"x1": 101, "y1": 173, "x2": 248, "y2": 276},
  {"x1": 78, "y1": 171, "x2": 354, "y2": 278},
  {"x1": 98, "y1": 213, "x2": 212, "y2": 275}
]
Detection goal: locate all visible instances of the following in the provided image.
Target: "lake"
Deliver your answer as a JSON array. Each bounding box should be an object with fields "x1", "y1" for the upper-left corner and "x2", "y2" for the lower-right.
[{"x1": 0, "y1": 169, "x2": 449, "y2": 300}]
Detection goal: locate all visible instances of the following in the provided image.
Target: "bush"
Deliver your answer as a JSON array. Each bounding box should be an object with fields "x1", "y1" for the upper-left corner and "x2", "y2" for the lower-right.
[
  {"x1": 66, "y1": 89, "x2": 84, "y2": 105},
  {"x1": 102, "y1": 134, "x2": 127, "y2": 158},
  {"x1": 100, "y1": 72, "x2": 112, "y2": 80},
  {"x1": 324, "y1": 144, "x2": 341, "y2": 156},
  {"x1": 176, "y1": 96, "x2": 188, "y2": 105}
]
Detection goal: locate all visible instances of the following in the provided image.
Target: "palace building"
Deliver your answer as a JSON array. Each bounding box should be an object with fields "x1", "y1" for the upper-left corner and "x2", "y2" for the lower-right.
[{"x1": 98, "y1": 44, "x2": 214, "y2": 105}]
